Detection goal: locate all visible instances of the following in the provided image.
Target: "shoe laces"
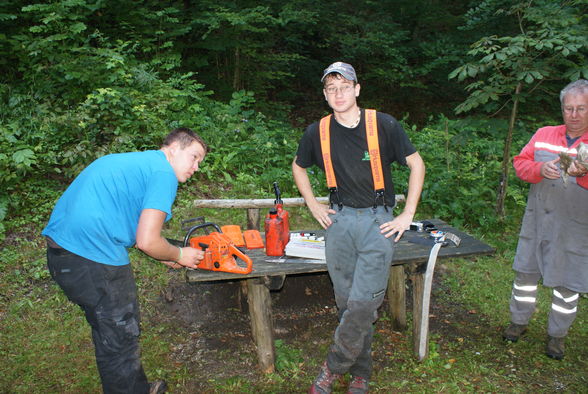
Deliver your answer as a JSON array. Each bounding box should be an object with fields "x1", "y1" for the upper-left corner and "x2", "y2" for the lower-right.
[
  {"x1": 349, "y1": 375, "x2": 368, "y2": 389},
  {"x1": 315, "y1": 363, "x2": 340, "y2": 388}
]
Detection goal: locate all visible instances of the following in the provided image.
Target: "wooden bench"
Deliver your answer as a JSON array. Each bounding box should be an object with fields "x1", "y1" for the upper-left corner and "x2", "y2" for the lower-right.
[{"x1": 184, "y1": 197, "x2": 495, "y2": 373}]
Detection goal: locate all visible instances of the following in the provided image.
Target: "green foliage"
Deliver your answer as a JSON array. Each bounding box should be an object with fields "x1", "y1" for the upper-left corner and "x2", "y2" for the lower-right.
[
  {"x1": 196, "y1": 90, "x2": 300, "y2": 197},
  {"x1": 402, "y1": 116, "x2": 530, "y2": 230},
  {"x1": 0, "y1": 1, "x2": 308, "y2": 232},
  {"x1": 0, "y1": 196, "x2": 6, "y2": 240},
  {"x1": 0, "y1": 0, "x2": 207, "y2": 224},
  {"x1": 185, "y1": 1, "x2": 307, "y2": 102},
  {"x1": 449, "y1": 0, "x2": 588, "y2": 115},
  {"x1": 0, "y1": 82, "x2": 302, "y2": 231},
  {"x1": 275, "y1": 339, "x2": 304, "y2": 376},
  {"x1": 447, "y1": 0, "x2": 587, "y2": 215},
  {"x1": 177, "y1": 0, "x2": 475, "y2": 121}
]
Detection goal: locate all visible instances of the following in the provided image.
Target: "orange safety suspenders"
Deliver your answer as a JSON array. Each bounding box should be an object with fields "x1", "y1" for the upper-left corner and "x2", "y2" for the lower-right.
[{"x1": 319, "y1": 109, "x2": 387, "y2": 210}]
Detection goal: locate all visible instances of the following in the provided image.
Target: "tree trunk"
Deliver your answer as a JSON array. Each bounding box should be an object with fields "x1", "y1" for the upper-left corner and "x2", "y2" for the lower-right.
[
  {"x1": 233, "y1": 47, "x2": 240, "y2": 90},
  {"x1": 496, "y1": 82, "x2": 522, "y2": 217}
]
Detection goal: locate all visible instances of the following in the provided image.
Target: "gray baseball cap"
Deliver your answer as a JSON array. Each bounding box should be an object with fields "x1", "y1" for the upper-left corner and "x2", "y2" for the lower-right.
[{"x1": 321, "y1": 62, "x2": 357, "y2": 83}]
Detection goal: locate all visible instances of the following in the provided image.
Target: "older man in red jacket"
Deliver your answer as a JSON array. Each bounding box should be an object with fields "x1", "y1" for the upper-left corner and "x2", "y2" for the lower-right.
[{"x1": 503, "y1": 79, "x2": 588, "y2": 360}]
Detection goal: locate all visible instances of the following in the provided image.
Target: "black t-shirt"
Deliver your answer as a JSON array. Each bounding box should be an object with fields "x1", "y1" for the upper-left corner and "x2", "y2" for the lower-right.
[{"x1": 295, "y1": 109, "x2": 416, "y2": 208}]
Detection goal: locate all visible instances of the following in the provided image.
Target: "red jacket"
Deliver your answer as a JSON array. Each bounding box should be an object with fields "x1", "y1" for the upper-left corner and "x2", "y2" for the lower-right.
[{"x1": 513, "y1": 125, "x2": 588, "y2": 190}]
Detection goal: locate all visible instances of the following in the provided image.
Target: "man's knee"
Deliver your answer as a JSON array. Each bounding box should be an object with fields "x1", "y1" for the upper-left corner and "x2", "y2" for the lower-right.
[
  {"x1": 93, "y1": 301, "x2": 141, "y2": 356},
  {"x1": 514, "y1": 271, "x2": 541, "y2": 285},
  {"x1": 346, "y1": 299, "x2": 380, "y2": 326}
]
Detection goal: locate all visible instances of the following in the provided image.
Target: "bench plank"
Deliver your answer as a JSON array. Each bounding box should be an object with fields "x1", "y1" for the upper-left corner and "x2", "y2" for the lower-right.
[
  {"x1": 193, "y1": 195, "x2": 405, "y2": 209},
  {"x1": 184, "y1": 219, "x2": 494, "y2": 282}
]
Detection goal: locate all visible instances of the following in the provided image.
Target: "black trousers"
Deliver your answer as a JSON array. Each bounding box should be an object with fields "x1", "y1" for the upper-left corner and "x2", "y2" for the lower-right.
[{"x1": 46, "y1": 245, "x2": 150, "y2": 394}]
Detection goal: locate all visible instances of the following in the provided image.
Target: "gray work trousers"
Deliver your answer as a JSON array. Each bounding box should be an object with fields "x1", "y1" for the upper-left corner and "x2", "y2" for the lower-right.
[
  {"x1": 325, "y1": 205, "x2": 395, "y2": 379},
  {"x1": 509, "y1": 271, "x2": 580, "y2": 338}
]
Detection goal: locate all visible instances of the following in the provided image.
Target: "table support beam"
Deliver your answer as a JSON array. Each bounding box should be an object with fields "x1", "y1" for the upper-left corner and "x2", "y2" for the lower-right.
[
  {"x1": 246, "y1": 277, "x2": 275, "y2": 373},
  {"x1": 387, "y1": 265, "x2": 407, "y2": 331},
  {"x1": 247, "y1": 208, "x2": 261, "y2": 231},
  {"x1": 411, "y1": 271, "x2": 426, "y2": 357}
]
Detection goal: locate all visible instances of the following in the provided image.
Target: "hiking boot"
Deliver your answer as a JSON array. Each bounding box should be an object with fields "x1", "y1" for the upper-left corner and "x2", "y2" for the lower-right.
[
  {"x1": 149, "y1": 380, "x2": 167, "y2": 394},
  {"x1": 347, "y1": 375, "x2": 369, "y2": 394},
  {"x1": 308, "y1": 361, "x2": 341, "y2": 394},
  {"x1": 502, "y1": 323, "x2": 527, "y2": 342},
  {"x1": 546, "y1": 336, "x2": 565, "y2": 360}
]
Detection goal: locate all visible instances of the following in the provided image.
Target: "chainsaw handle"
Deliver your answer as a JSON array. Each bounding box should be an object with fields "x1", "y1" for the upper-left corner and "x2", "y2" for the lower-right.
[
  {"x1": 181, "y1": 216, "x2": 205, "y2": 232},
  {"x1": 229, "y1": 244, "x2": 253, "y2": 274},
  {"x1": 183, "y1": 222, "x2": 222, "y2": 246}
]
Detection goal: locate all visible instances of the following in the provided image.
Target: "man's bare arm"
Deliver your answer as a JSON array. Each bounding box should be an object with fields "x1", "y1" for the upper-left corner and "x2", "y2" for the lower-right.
[
  {"x1": 380, "y1": 151, "x2": 425, "y2": 241},
  {"x1": 292, "y1": 157, "x2": 336, "y2": 229},
  {"x1": 135, "y1": 209, "x2": 203, "y2": 268}
]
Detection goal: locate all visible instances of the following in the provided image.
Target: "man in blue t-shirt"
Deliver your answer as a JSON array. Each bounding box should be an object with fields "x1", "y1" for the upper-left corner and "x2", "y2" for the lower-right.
[{"x1": 42, "y1": 127, "x2": 207, "y2": 394}]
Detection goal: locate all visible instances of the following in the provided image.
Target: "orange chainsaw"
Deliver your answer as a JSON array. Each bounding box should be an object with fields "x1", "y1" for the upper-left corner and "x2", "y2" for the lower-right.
[{"x1": 182, "y1": 221, "x2": 253, "y2": 274}]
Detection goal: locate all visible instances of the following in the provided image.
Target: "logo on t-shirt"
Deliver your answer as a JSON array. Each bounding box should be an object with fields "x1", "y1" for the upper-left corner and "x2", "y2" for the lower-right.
[{"x1": 362, "y1": 151, "x2": 370, "y2": 161}]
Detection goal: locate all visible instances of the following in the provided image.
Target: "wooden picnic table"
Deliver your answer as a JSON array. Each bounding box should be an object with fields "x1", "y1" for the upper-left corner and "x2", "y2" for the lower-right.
[{"x1": 184, "y1": 198, "x2": 495, "y2": 373}]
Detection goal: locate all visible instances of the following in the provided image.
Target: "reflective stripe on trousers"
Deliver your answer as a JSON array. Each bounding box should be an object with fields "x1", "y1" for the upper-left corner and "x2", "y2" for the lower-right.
[
  {"x1": 549, "y1": 287, "x2": 579, "y2": 337},
  {"x1": 509, "y1": 271, "x2": 579, "y2": 337}
]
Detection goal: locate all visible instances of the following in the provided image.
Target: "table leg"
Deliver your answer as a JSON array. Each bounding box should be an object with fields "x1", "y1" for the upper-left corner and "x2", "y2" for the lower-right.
[
  {"x1": 246, "y1": 277, "x2": 275, "y2": 373},
  {"x1": 411, "y1": 270, "x2": 425, "y2": 357},
  {"x1": 387, "y1": 265, "x2": 407, "y2": 330},
  {"x1": 247, "y1": 208, "x2": 261, "y2": 231}
]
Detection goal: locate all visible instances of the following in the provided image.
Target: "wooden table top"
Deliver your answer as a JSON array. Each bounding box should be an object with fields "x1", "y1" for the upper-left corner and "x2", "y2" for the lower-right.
[{"x1": 185, "y1": 219, "x2": 495, "y2": 283}]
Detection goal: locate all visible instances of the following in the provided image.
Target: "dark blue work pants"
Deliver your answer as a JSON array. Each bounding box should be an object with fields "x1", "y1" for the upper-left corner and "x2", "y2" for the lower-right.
[{"x1": 46, "y1": 244, "x2": 150, "y2": 394}]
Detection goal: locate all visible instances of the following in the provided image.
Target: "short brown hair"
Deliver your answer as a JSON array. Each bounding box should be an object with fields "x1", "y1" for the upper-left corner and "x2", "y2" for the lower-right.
[{"x1": 162, "y1": 127, "x2": 208, "y2": 152}]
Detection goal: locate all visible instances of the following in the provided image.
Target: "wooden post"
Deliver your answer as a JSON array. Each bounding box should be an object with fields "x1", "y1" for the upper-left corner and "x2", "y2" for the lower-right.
[
  {"x1": 247, "y1": 208, "x2": 261, "y2": 231},
  {"x1": 387, "y1": 265, "x2": 406, "y2": 331},
  {"x1": 411, "y1": 271, "x2": 425, "y2": 357},
  {"x1": 246, "y1": 277, "x2": 275, "y2": 373},
  {"x1": 243, "y1": 208, "x2": 261, "y2": 311}
]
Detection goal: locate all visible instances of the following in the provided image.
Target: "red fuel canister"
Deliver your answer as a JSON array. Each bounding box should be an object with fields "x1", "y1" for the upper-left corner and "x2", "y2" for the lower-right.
[
  {"x1": 265, "y1": 209, "x2": 284, "y2": 256},
  {"x1": 265, "y1": 182, "x2": 291, "y2": 256}
]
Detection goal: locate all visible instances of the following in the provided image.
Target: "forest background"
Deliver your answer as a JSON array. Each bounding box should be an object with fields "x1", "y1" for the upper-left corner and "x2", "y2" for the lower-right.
[
  {"x1": 0, "y1": 0, "x2": 587, "y2": 392},
  {"x1": 0, "y1": 0, "x2": 587, "y2": 236}
]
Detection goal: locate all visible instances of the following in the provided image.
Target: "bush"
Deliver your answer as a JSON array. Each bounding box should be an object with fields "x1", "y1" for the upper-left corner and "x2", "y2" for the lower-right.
[{"x1": 399, "y1": 116, "x2": 532, "y2": 231}]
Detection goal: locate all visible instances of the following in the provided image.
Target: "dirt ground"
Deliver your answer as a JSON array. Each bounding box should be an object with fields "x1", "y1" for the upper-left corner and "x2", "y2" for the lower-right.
[
  {"x1": 156, "y1": 271, "x2": 339, "y2": 387},
  {"x1": 150, "y1": 265, "x2": 484, "y2": 392},
  {"x1": 144, "y1": 264, "x2": 588, "y2": 393}
]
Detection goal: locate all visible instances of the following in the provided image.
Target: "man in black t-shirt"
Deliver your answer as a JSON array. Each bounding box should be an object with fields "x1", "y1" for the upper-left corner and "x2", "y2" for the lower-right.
[{"x1": 292, "y1": 62, "x2": 425, "y2": 394}]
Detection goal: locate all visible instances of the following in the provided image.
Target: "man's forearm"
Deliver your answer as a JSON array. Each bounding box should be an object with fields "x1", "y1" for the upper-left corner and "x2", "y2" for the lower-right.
[
  {"x1": 137, "y1": 234, "x2": 181, "y2": 262},
  {"x1": 136, "y1": 208, "x2": 181, "y2": 261},
  {"x1": 403, "y1": 152, "x2": 426, "y2": 215},
  {"x1": 292, "y1": 159, "x2": 319, "y2": 208}
]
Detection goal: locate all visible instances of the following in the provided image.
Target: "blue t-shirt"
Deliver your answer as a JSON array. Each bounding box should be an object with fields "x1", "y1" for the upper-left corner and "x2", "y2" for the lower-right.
[{"x1": 42, "y1": 150, "x2": 178, "y2": 266}]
